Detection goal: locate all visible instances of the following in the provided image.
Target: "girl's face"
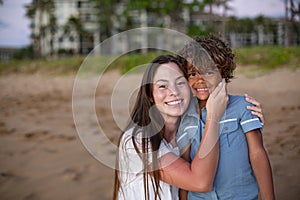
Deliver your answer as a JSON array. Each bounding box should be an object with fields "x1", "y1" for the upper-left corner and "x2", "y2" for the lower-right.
[
  {"x1": 152, "y1": 62, "x2": 190, "y2": 121},
  {"x1": 187, "y1": 62, "x2": 222, "y2": 102}
]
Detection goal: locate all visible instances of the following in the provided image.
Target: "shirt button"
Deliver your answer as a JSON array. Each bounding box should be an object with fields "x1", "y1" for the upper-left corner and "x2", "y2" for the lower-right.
[{"x1": 224, "y1": 127, "x2": 228, "y2": 130}]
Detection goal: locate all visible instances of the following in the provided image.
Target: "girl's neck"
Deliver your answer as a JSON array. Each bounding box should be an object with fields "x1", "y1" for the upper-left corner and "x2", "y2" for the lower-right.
[{"x1": 163, "y1": 119, "x2": 179, "y2": 146}]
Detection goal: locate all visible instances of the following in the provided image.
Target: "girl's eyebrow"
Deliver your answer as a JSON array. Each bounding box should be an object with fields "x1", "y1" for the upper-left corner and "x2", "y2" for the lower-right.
[
  {"x1": 155, "y1": 75, "x2": 185, "y2": 83},
  {"x1": 176, "y1": 75, "x2": 185, "y2": 80},
  {"x1": 155, "y1": 79, "x2": 168, "y2": 84}
]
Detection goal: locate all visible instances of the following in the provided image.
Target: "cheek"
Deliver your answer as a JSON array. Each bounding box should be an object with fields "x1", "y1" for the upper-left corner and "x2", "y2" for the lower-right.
[
  {"x1": 211, "y1": 72, "x2": 222, "y2": 83},
  {"x1": 188, "y1": 79, "x2": 196, "y2": 87},
  {"x1": 214, "y1": 77, "x2": 221, "y2": 85},
  {"x1": 152, "y1": 90, "x2": 166, "y2": 103},
  {"x1": 181, "y1": 85, "x2": 191, "y2": 96},
  {"x1": 180, "y1": 85, "x2": 191, "y2": 102},
  {"x1": 205, "y1": 77, "x2": 221, "y2": 93},
  {"x1": 205, "y1": 75, "x2": 220, "y2": 86}
]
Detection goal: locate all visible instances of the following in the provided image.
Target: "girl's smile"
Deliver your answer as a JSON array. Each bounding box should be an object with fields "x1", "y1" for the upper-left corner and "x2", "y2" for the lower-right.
[{"x1": 153, "y1": 62, "x2": 191, "y2": 121}]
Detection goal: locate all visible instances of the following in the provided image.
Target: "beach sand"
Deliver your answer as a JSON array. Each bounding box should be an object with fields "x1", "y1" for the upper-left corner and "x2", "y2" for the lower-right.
[{"x1": 0, "y1": 67, "x2": 299, "y2": 200}]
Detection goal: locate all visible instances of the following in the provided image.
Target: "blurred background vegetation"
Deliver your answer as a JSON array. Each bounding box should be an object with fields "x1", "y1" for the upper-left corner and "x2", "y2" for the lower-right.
[
  {"x1": 0, "y1": 0, "x2": 299, "y2": 75},
  {"x1": 0, "y1": 46, "x2": 299, "y2": 76}
]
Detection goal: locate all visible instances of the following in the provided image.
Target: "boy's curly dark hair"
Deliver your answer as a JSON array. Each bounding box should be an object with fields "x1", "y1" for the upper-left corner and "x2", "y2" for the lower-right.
[{"x1": 178, "y1": 34, "x2": 236, "y2": 83}]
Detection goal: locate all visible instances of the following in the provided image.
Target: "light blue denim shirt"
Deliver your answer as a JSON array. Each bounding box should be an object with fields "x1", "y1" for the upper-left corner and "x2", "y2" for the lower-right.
[{"x1": 176, "y1": 95, "x2": 264, "y2": 200}]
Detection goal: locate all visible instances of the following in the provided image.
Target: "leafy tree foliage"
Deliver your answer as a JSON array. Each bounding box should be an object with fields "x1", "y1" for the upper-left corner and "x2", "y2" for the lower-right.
[{"x1": 25, "y1": 0, "x2": 56, "y2": 58}]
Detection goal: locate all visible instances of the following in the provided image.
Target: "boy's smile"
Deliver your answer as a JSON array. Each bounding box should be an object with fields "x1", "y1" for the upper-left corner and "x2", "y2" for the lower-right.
[{"x1": 187, "y1": 63, "x2": 222, "y2": 104}]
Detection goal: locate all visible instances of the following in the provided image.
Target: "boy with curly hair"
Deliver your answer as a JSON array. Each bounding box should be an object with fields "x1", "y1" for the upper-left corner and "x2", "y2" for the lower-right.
[{"x1": 176, "y1": 35, "x2": 275, "y2": 200}]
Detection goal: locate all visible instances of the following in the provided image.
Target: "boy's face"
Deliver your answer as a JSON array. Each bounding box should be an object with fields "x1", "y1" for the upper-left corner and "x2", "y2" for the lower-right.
[{"x1": 186, "y1": 62, "x2": 222, "y2": 101}]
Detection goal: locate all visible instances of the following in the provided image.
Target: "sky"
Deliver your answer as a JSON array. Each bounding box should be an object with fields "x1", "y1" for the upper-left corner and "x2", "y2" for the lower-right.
[{"x1": 0, "y1": 0, "x2": 286, "y2": 48}]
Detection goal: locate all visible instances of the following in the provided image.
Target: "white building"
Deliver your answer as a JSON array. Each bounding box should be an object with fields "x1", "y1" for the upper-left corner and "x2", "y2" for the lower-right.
[
  {"x1": 27, "y1": 1, "x2": 293, "y2": 57},
  {"x1": 26, "y1": 0, "x2": 184, "y2": 57},
  {"x1": 28, "y1": 0, "x2": 99, "y2": 57}
]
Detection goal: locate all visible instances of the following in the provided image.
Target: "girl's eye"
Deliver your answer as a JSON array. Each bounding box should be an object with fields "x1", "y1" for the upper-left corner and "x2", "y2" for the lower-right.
[
  {"x1": 158, "y1": 84, "x2": 167, "y2": 89},
  {"x1": 177, "y1": 80, "x2": 186, "y2": 86}
]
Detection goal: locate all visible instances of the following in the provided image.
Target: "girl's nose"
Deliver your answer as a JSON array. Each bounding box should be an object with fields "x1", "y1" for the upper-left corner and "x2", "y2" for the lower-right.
[{"x1": 169, "y1": 85, "x2": 179, "y2": 96}]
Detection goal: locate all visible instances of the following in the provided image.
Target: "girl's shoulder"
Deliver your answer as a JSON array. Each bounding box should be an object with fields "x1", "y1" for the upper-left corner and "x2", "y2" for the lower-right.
[{"x1": 120, "y1": 127, "x2": 143, "y2": 148}]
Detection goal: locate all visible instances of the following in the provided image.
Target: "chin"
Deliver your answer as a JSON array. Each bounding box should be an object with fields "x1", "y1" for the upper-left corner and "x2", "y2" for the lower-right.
[{"x1": 196, "y1": 96, "x2": 208, "y2": 101}]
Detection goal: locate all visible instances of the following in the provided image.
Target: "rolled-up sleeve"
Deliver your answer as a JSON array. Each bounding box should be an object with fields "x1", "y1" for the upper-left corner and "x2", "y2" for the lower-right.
[{"x1": 240, "y1": 101, "x2": 264, "y2": 133}]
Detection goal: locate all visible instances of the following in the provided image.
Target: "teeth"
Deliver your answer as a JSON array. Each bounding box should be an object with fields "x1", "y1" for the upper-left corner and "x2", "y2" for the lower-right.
[
  {"x1": 196, "y1": 88, "x2": 209, "y2": 91},
  {"x1": 166, "y1": 100, "x2": 182, "y2": 105}
]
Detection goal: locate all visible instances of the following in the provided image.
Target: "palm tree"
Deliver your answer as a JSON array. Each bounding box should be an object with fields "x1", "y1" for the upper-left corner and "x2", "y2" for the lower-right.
[
  {"x1": 202, "y1": 0, "x2": 232, "y2": 36},
  {"x1": 25, "y1": 0, "x2": 56, "y2": 58},
  {"x1": 290, "y1": 0, "x2": 300, "y2": 45},
  {"x1": 215, "y1": 0, "x2": 233, "y2": 36},
  {"x1": 89, "y1": 0, "x2": 118, "y2": 41},
  {"x1": 284, "y1": 0, "x2": 300, "y2": 45},
  {"x1": 63, "y1": 15, "x2": 88, "y2": 54}
]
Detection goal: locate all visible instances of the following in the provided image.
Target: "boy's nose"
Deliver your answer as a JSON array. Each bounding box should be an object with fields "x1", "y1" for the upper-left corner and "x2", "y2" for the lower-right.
[{"x1": 194, "y1": 73, "x2": 205, "y2": 82}]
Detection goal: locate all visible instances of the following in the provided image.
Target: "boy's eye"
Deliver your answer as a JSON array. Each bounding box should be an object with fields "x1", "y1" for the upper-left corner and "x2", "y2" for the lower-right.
[
  {"x1": 203, "y1": 70, "x2": 218, "y2": 76},
  {"x1": 205, "y1": 71, "x2": 214, "y2": 75},
  {"x1": 188, "y1": 72, "x2": 197, "y2": 77}
]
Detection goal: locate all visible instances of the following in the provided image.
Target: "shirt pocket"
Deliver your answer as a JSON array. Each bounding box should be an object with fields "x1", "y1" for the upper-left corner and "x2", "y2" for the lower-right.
[{"x1": 220, "y1": 119, "x2": 246, "y2": 152}]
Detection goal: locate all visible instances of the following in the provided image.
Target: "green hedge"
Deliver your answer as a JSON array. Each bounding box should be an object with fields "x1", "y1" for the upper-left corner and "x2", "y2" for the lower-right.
[{"x1": 0, "y1": 46, "x2": 299, "y2": 75}]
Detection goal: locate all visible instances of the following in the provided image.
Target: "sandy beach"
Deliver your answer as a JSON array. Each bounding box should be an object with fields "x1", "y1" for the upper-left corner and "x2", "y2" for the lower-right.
[{"x1": 0, "y1": 67, "x2": 299, "y2": 200}]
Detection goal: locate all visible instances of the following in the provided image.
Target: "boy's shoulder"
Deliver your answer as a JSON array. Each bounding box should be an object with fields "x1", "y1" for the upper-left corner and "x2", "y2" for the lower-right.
[
  {"x1": 228, "y1": 94, "x2": 251, "y2": 107},
  {"x1": 226, "y1": 94, "x2": 252, "y2": 114}
]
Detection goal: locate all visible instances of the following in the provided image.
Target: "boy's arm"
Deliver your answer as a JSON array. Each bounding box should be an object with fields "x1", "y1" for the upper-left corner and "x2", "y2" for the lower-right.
[
  {"x1": 246, "y1": 129, "x2": 275, "y2": 200},
  {"x1": 179, "y1": 145, "x2": 191, "y2": 200}
]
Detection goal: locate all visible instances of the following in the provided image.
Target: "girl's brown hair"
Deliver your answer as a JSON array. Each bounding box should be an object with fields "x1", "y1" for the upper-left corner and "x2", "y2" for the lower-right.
[{"x1": 113, "y1": 55, "x2": 186, "y2": 200}]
